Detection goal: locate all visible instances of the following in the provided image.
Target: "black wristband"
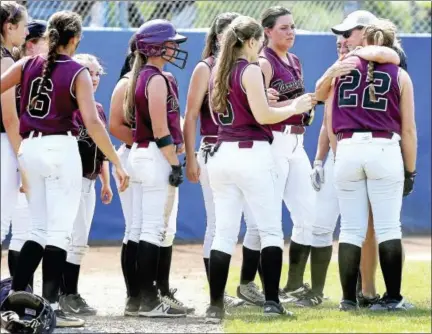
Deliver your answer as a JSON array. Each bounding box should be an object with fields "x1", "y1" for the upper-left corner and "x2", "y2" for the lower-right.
[
  {"x1": 405, "y1": 170, "x2": 417, "y2": 178},
  {"x1": 155, "y1": 135, "x2": 173, "y2": 148}
]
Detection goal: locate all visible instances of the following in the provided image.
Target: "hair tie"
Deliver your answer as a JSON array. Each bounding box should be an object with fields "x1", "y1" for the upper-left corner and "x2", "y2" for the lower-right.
[{"x1": 231, "y1": 27, "x2": 244, "y2": 43}]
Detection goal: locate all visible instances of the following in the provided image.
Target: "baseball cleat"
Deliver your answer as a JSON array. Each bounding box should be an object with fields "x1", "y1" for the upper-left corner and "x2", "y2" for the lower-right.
[
  {"x1": 59, "y1": 294, "x2": 97, "y2": 316},
  {"x1": 138, "y1": 296, "x2": 187, "y2": 318},
  {"x1": 236, "y1": 282, "x2": 265, "y2": 306},
  {"x1": 295, "y1": 291, "x2": 323, "y2": 308},
  {"x1": 339, "y1": 299, "x2": 359, "y2": 311},
  {"x1": 357, "y1": 292, "x2": 380, "y2": 308},
  {"x1": 54, "y1": 309, "x2": 85, "y2": 327},
  {"x1": 280, "y1": 283, "x2": 311, "y2": 303},
  {"x1": 369, "y1": 294, "x2": 411, "y2": 311},
  {"x1": 161, "y1": 288, "x2": 195, "y2": 314},
  {"x1": 223, "y1": 293, "x2": 246, "y2": 308},
  {"x1": 124, "y1": 296, "x2": 141, "y2": 316},
  {"x1": 204, "y1": 305, "x2": 224, "y2": 324},
  {"x1": 263, "y1": 300, "x2": 293, "y2": 316}
]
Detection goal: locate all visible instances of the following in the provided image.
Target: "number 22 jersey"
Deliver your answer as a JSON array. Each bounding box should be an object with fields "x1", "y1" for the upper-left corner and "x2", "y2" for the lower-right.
[
  {"x1": 332, "y1": 57, "x2": 402, "y2": 135},
  {"x1": 19, "y1": 54, "x2": 86, "y2": 136}
]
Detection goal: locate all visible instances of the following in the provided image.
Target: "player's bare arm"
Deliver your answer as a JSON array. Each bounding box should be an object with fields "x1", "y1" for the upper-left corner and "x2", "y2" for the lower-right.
[
  {"x1": 0, "y1": 57, "x2": 21, "y2": 155},
  {"x1": 315, "y1": 58, "x2": 356, "y2": 102},
  {"x1": 325, "y1": 88, "x2": 338, "y2": 155},
  {"x1": 99, "y1": 161, "x2": 113, "y2": 205},
  {"x1": 242, "y1": 64, "x2": 315, "y2": 124},
  {"x1": 399, "y1": 69, "x2": 417, "y2": 173},
  {"x1": 148, "y1": 74, "x2": 180, "y2": 167},
  {"x1": 75, "y1": 69, "x2": 129, "y2": 191},
  {"x1": 183, "y1": 62, "x2": 210, "y2": 183},
  {"x1": 346, "y1": 45, "x2": 400, "y2": 65},
  {"x1": 315, "y1": 109, "x2": 331, "y2": 162},
  {"x1": 109, "y1": 77, "x2": 133, "y2": 146}
]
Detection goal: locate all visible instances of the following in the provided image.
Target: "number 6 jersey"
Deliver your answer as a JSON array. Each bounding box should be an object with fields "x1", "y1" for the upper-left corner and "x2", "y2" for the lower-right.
[
  {"x1": 332, "y1": 57, "x2": 402, "y2": 135},
  {"x1": 19, "y1": 54, "x2": 87, "y2": 136}
]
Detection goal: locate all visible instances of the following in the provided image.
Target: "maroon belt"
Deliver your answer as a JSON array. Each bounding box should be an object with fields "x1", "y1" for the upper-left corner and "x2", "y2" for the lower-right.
[
  {"x1": 84, "y1": 173, "x2": 99, "y2": 181},
  {"x1": 271, "y1": 124, "x2": 305, "y2": 135},
  {"x1": 337, "y1": 131, "x2": 394, "y2": 141},
  {"x1": 137, "y1": 141, "x2": 153, "y2": 148},
  {"x1": 202, "y1": 136, "x2": 217, "y2": 144},
  {"x1": 22, "y1": 131, "x2": 71, "y2": 139},
  {"x1": 125, "y1": 144, "x2": 132, "y2": 149}
]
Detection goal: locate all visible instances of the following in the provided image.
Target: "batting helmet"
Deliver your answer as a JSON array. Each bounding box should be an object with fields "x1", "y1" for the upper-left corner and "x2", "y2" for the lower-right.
[
  {"x1": 0, "y1": 278, "x2": 32, "y2": 305},
  {"x1": 0, "y1": 291, "x2": 56, "y2": 334},
  {"x1": 135, "y1": 19, "x2": 188, "y2": 69}
]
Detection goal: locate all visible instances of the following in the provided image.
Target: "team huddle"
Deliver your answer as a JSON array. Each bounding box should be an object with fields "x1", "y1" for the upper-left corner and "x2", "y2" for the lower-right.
[{"x1": 0, "y1": 1, "x2": 417, "y2": 332}]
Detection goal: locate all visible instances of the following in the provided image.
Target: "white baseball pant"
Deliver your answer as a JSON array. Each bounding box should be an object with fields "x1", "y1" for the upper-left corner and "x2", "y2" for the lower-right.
[
  {"x1": 9, "y1": 192, "x2": 31, "y2": 252},
  {"x1": 311, "y1": 150, "x2": 340, "y2": 247},
  {"x1": 271, "y1": 130, "x2": 315, "y2": 246},
  {"x1": 67, "y1": 177, "x2": 96, "y2": 265},
  {"x1": 17, "y1": 132, "x2": 82, "y2": 250},
  {"x1": 128, "y1": 142, "x2": 173, "y2": 247},
  {"x1": 1, "y1": 133, "x2": 20, "y2": 243},
  {"x1": 334, "y1": 133, "x2": 404, "y2": 247},
  {"x1": 207, "y1": 141, "x2": 284, "y2": 256},
  {"x1": 113, "y1": 144, "x2": 133, "y2": 244}
]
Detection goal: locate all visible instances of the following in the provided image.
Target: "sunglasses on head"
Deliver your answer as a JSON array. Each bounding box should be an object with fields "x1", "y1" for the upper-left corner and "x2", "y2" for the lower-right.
[{"x1": 342, "y1": 26, "x2": 363, "y2": 39}]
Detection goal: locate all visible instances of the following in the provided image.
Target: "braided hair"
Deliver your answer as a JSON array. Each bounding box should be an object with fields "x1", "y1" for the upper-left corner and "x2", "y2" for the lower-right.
[{"x1": 29, "y1": 11, "x2": 82, "y2": 110}]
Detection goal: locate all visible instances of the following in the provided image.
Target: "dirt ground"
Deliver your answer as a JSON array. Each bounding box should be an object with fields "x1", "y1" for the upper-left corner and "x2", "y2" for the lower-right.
[{"x1": 1, "y1": 237, "x2": 430, "y2": 333}]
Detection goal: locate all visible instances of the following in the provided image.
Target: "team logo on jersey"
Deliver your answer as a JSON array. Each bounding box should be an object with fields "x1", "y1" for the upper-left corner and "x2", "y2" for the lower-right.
[
  {"x1": 167, "y1": 95, "x2": 179, "y2": 113},
  {"x1": 271, "y1": 78, "x2": 304, "y2": 96},
  {"x1": 77, "y1": 125, "x2": 95, "y2": 147}
]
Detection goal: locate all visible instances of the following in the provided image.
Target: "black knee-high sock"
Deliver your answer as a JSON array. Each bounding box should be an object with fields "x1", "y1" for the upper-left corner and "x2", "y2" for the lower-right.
[
  {"x1": 137, "y1": 240, "x2": 160, "y2": 300},
  {"x1": 42, "y1": 245, "x2": 67, "y2": 303},
  {"x1": 240, "y1": 246, "x2": 260, "y2": 285},
  {"x1": 356, "y1": 271, "x2": 363, "y2": 295},
  {"x1": 311, "y1": 246, "x2": 333, "y2": 296},
  {"x1": 8, "y1": 250, "x2": 34, "y2": 291},
  {"x1": 338, "y1": 243, "x2": 361, "y2": 303},
  {"x1": 126, "y1": 241, "x2": 139, "y2": 297},
  {"x1": 203, "y1": 258, "x2": 210, "y2": 283},
  {"x1": 261, "y1": 246, "x2": 282, "y2": 303},
  {"x1": 379, "y1": 239, "x2": 403, "y2": 300},
  {"x1": 209, "y1": 250, "x2": 231, "y2": 308},
  {"x1": 12, "y1": 241, "x2": 44, "y2": 291},
  {"x1": 285, "y1": 241, "x2": 311, "y2": 291},
  {"x1": 121, "y1": 243, "x2": 129, "y2": 297},
  {"x1": 62, "y1": 262, "x2": 80, "y2": 295},
  {"x1": 157, "y1": 246, "x2": 172, "y2": 296}
]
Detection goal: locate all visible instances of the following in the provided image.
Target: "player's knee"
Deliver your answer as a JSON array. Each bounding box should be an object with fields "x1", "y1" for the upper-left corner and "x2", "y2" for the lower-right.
[
  {"x1": 29, "y1": 228, "x2": 47, "y2": 248},
  {"x1": 46, "y1": 231, "x2": 71, "y2": 251},
  {"x1": 375, "y1": 224, "x2": 402, "y2": 244},
  {"x1": 339, "y1": 231, "x2": 364, "y2": 248},
  {"x1": 243, "y1": 229, "x2": 261, "y2": 251},
  {"x1": 260, "y1": 230, "x2": 284, "y2": 251},
  {"x1": 67, "y1": 245, "x2": 88, "y2": 265},
  {"x1": 9, "y1": 237, "x2": 26, "y2": 252},
  {"x1": 211, "y1": 234, "x2": 238, "y2": 256},
  {"x1": 311, "y1": 224, "x2": 334, "y2": 247},
  {"x1": 140, "y1": 225, "x2": 164, "y2": 247}
]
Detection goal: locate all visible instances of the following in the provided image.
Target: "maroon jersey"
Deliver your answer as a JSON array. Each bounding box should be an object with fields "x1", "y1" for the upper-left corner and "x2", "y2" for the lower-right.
[
  {"x1": 332, "y1": 57, "x2": 401, "y2": 134},
  {"x1": 19, "y1": 55, "x2": 86, "y2": 136},
  {"x1": 134, "y1": 65, "x2": 182, "y2": 145},
  {"x1": 163, "y1": 71, "x2": 183, "y2": 145},
  {"x1": 260, "y1": 47, "x2": 311, "y2": 128},
  {"x1": 0, "y1": 47, "x2": 15, "y2": 133},
  {"x1": 199, "y1": 56, "x2": 219, "y2": 137},
  {"x1": 74, "y1": 102, "x2": 107, "y2": 177},
  {"x1": 209, "y1": 59, "x2": 273, "y2": 143}
]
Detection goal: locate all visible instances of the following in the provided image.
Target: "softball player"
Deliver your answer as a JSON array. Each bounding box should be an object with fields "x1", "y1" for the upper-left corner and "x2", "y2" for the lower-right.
[
  {"x1": 8, "y1": 19, "x2": 48, "y2": 287},
  {"x1": 0, "y1": 1, "x2": 28, "y2": 247},
  {"x1": 205, "y1": 15, "x2": 315, "y2": 323},
  {"x1": 330, "y1": 20, "x2": 417, "y2": 311},
  {"x1": 123, "y1": 19, "x2": 188, "y2": 318},
  {"x1": 58, "y1": 54, "x2": 111, "y2": 316},
  {"x1": 1, "y1": 10, "x2": 129, "y2": 327},
  {"x1": 257, "y1": 6, "x2": 317, "y2": 301},
  {"x1": 184, "y1": 11, "x2": 263, "y2": 307},
  {"x1": 311, "y1": 11, "x2": 406, "y2": 309}
]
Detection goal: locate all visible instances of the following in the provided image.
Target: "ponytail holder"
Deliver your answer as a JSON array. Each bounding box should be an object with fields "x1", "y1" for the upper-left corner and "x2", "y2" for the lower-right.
[{"x1": 231, "y1": 27, "x2": 244, "y2": 43}]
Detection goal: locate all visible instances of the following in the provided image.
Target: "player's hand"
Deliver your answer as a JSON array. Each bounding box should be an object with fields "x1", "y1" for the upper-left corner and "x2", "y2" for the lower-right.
[
  {"x1": 186, "y1": 155, "x2": 200, "y2": 183},
  {"x1": 101, "y1": 184, "x2": 113, "y2": 204},
  {"x1": 328, "y1": 59, "x2": 357, "y2": 78},
  {"x1": 403, "y1": 170, "x2": 416, "y2": 197},
  {"x1": 267, "y1": 88, "x2": 280, "y2": 106},
  {"x1": 291, "y1": 93, "x2": 317, "y2": 114},
  {"x1": 115, "y1": 164, "x2": 130, "y2": 192},
  {"x1": 310, "y1": 160, "x2": 324, "y2": 191},
  {"x1": 169, "y1": 164, "x2": 184, "y2": 187},
  {"x1": 19, "y1": 170, "x2": 29, "y2": 194},
  {"x1": 176, "y1": 143, "x2": 185, "y2": 155}
]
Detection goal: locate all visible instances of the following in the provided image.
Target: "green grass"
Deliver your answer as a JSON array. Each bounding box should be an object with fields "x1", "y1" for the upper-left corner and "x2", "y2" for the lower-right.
[{"x1": 223, "y1": 261, "x2": 431, "y2": 333}]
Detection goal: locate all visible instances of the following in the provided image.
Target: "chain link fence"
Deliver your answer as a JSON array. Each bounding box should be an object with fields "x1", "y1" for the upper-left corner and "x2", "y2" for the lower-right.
[{"x1": 22, "y1": 0, "x2": 431, "y2": 33}]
